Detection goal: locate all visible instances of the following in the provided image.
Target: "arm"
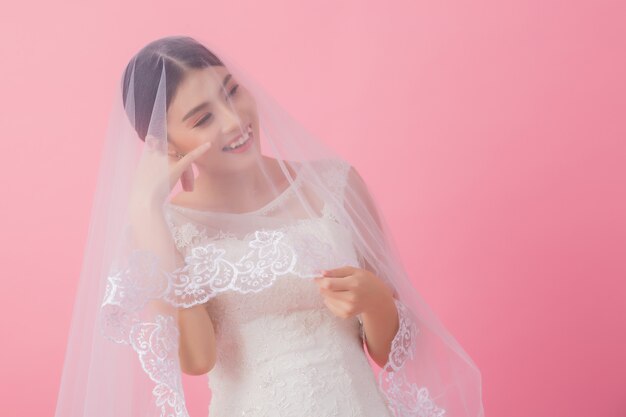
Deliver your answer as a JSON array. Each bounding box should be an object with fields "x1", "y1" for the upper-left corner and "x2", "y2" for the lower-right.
[
  {"x1": 344, "y1": 165, "x2": 401, "y2": 368},
  {"x1": 360, "y1": 289, "x2": 399, "y2": 368},
  {"x1": 177, "y1": 304, "x2": 217, "y2": 375},
  {"x1": 129, "y1": 203, "x2": 217, "y2": 375}
]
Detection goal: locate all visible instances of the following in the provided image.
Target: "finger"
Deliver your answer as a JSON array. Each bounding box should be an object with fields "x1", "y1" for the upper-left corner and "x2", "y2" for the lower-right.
[
  {"x1": 321, "y1": 266, "x2": 356, "y2": 278},
  {"x1": 171, "y1": 142, "x2": 212, "y2": 177},
  {"x1": 318, "y1": 286, "x2": 355, "y2": 301},
  {"x1": 185, "y1": 141, "x2": 213, "y2": 161},
  {"x1": 322, "y1": 298, "x2": 355, "y2": 318},
  {"x1": 180, "y1": 165, "x2": 195, "y2": 191},
  {"x1": 322, "y1": 298, "x2": 343, "y2": 316},
  {"x1": 172, "y1": 142, "x2": 213, "y2": 169},
  {"x1": 315, "y1": 276, "x2": 353, "y2": 291}
]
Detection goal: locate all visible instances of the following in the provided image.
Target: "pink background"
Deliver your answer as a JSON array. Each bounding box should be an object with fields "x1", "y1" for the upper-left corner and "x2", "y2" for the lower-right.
[{"x1": 1, "y1": 1, "x2": 624, "y2": 416}]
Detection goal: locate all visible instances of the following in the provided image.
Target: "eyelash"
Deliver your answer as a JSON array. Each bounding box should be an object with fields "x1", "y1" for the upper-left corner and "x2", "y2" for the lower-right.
[{"x1": 194, "y1": 84, "x2": 240, "y2": 128}]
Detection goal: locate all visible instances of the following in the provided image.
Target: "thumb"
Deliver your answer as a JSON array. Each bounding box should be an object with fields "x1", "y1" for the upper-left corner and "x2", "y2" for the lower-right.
[{"x1": 322, "y1": 266, "x2": 356, "y2": 278}]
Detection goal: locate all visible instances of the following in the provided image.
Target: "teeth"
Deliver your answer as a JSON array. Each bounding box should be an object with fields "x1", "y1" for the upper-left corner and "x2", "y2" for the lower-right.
[{"x1": 225, "y1": 125, "x2": 252, "y2": 150}]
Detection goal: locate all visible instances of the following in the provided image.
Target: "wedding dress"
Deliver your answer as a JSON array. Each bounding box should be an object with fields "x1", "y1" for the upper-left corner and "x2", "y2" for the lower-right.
[
  {"x1": 54, "y1": 35, "x2": 484, "y2": 417},
  {"x1": 163, "y1": 159, "x2": 396, "y2": 417}
]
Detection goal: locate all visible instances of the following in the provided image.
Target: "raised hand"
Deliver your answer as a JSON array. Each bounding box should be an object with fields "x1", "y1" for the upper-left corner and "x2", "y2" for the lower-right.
[{"x1": 129, "y1": 137, "x2": 213, "y2": 211}]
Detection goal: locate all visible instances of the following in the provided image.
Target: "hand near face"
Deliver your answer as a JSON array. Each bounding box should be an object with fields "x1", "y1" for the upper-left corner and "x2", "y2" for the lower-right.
[{"x1": 128, "y1": 137, "x2": 213, "y2": 212}]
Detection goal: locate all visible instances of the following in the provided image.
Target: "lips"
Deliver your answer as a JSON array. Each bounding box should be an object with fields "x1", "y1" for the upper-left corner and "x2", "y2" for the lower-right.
[{"x1": 222, "y1": 123, "x2": 252, "y2": 151}]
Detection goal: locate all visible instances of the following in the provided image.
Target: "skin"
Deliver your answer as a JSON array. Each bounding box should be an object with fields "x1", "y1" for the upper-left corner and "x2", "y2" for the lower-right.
[
  {"x1": 159, "y1": 64, "x2": 399, "y2": 373},
  {"x1": 314, "y1": 267, "x2": 399, "y2": 368},
  {"x1": 165, "y1": 65, "x2": 290, "y2": 212}
]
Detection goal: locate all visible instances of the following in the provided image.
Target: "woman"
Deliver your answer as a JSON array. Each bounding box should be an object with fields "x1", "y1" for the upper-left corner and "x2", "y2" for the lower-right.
[{"x1": 55, "y1": 35, "x2": 484, "y2": 417}]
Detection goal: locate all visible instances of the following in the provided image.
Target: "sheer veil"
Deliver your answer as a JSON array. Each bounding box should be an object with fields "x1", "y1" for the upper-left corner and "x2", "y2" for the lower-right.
[{"x1": 54, "y1": 35, "x2": 485, "y2": 417}]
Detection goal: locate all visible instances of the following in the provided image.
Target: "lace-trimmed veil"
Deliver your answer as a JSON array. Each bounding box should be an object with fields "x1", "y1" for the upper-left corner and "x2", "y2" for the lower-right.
[{"x1": 54, "y1": 35, "x2": 485, "y2": 417}]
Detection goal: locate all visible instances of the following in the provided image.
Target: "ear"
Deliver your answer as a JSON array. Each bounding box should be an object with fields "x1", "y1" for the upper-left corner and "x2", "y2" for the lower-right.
[{"x1": 166, "y1": 140, "x2": 179, "y2": 158}]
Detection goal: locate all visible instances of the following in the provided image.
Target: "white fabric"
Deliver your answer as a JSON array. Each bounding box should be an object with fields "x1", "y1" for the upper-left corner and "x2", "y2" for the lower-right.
[
  {"x1": 166, "y1": 203, "x2": 393, "y2": 416},
  {"x1": 54, "y1": 35, "x2": 484, "y2": 417},
  {"x1": 160, "y1": 157, "x2": 442, "y2": 417}
]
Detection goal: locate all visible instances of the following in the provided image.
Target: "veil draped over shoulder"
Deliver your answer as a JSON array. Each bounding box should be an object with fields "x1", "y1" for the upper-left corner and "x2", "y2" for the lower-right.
[{"x1": 54, "y1": 35, "x2": 485, "y2": 417}]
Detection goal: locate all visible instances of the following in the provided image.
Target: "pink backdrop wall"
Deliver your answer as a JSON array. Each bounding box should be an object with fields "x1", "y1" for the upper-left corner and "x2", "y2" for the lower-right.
[{"x1": 1, "y1": 1, "x2": 624, "y2": 416}]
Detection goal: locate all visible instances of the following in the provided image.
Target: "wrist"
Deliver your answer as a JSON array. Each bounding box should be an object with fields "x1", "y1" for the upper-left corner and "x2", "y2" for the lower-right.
[
  {"x1": 362, "y1": 287, "x2": 395, "y2": 317},
  {"x1": 129, "y1": 199, "x2": 164, "y2": 218}
]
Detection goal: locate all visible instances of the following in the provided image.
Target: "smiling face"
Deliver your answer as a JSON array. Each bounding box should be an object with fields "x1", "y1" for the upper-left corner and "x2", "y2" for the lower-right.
[{"x1": 166, "y1": 65, "x2": 261, "y2": 175}]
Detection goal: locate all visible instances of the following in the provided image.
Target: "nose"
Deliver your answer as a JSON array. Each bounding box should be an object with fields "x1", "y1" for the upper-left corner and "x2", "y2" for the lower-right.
[{"x1": 218, "y1": 104, "x2": 244, "y2": 135}]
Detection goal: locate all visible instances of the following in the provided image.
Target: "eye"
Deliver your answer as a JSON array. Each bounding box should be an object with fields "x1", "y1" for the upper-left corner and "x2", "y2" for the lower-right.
[
  {"x1": 228, "y1": 84, "x2": 239, "y2": 97},
  {"x1": 193, "y1": 85, "x2": 239, "y2": 128},
  {"x1": 193, "y1": 113, "x2": 212, "y2": 128}
]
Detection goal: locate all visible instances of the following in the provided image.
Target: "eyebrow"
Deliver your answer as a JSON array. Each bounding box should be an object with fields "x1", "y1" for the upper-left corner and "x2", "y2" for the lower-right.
[{"x1": 181, "y1": 73, "x2": 232, "y2": 123}]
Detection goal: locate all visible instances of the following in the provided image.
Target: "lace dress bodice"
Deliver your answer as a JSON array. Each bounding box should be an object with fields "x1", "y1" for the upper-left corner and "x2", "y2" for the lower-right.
[
  {"x1": 98, "y1": 158, "x2": 446, "y2": 417},
  {"x1": 164, "y1": 201, "x2": 395, "y2": 416}
]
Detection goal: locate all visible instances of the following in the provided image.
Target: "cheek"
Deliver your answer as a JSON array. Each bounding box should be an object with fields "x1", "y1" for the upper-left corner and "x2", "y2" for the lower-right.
[
  {"x1": 194, "y1": 142, "x2": 222, "y2": 164},
  {"x1": 237, "y1": 91, "x2": 257, "y2": 114}
]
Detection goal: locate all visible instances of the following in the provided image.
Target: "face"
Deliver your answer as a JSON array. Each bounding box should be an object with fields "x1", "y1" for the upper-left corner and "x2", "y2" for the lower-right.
[{"x1": 166, "y1": 65, "x2": 261, "y2": 175}]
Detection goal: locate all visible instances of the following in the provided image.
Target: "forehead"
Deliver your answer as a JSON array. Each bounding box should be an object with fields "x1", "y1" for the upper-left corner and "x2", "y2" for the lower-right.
[{"x1": 168, "y1": 65, "x2": 230, "y2": 118}]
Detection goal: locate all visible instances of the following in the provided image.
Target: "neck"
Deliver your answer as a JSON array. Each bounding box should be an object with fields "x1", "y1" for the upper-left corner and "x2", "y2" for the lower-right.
[{"x1": 191, "y1": 157, "x2": 280, "y2": 212}]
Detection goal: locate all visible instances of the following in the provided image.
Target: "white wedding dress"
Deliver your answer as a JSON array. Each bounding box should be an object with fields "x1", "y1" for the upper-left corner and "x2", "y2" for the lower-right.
[{"x1": 164, "y1": 162, "x2": 396, "y2": 417}]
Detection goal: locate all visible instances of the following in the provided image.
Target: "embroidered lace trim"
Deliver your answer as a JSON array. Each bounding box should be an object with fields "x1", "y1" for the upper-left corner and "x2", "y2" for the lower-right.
[
  {"x1": 377, "y1": 299, "x2": 447, "y2": 417},
  {"x1": 98, "y1": 158, "x2": 445, "y2": 417}
]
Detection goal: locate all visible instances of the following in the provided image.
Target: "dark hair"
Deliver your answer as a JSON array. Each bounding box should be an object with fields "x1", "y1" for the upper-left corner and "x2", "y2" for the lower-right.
[{"x1": 121, "y1": 35, "x2": 224, "y2": 141}]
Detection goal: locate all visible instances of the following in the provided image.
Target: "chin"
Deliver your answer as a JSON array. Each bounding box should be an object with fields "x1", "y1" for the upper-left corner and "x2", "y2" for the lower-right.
[{"x1": 213, "y1": 142, "x2": 261, "y2": 175}]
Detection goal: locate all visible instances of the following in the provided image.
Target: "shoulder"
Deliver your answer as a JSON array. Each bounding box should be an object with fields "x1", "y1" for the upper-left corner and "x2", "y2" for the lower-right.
[
  {"x1": 308, "y1": 157, "x2": 353, "y2": 195},
  {"x1": 314, "y1": 157, "x2": 368, "y2": 199}
]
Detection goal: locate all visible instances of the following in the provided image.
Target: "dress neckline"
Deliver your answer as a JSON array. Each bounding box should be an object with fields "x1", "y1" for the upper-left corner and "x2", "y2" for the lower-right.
[{"x1": 166, "y1": 164, "x2": 303, "y2": 216}]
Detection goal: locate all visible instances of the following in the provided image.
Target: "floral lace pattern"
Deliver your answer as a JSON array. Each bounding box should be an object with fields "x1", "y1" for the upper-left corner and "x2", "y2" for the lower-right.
[
  {"x1": 205, "y1": 276, "x2": 392, "y2": 416},
  {"x1": 97, "y1": 158, "x2": 445, "y2": 417},
  {"x1": 99, "y1": 252, "x2": 189, "y2": 416},
  {"x1": 100, "y1": 250, "x2": 169, "y2": 343},
  {"x1": 162, "y1": 218, "x2": 359, "y2": 308},
  {"x1": 378, "y1": 299, "x2": 446, "y2": 417},
  {"x1": 130, "y1": 315, "x2": 187, "y2": 417},
  {"x1": 99, "y1": 217, "x2": 359, "y2": 417}
]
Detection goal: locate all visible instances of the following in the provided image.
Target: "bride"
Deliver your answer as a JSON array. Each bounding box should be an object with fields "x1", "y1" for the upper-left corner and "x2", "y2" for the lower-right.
[{"x1": 54, "y1": 35, "x2": 484, "y2": 417}]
